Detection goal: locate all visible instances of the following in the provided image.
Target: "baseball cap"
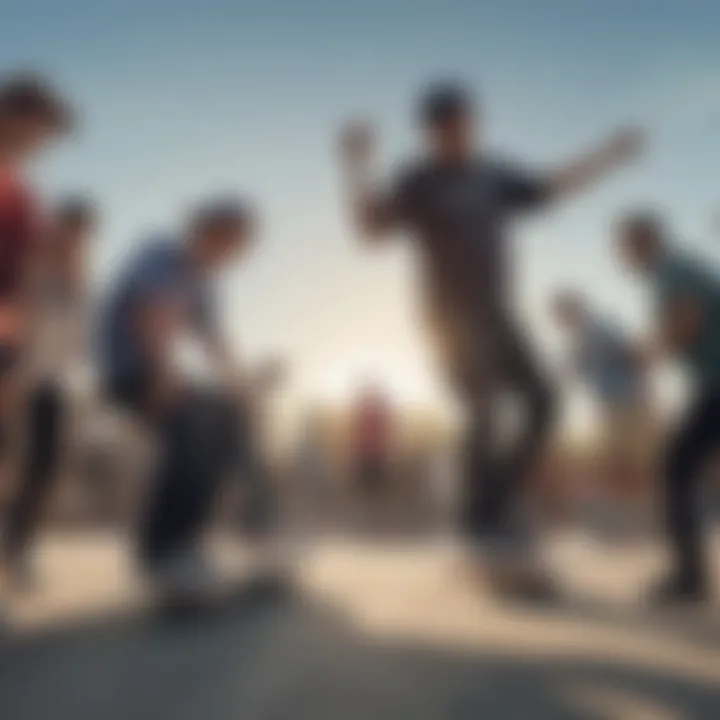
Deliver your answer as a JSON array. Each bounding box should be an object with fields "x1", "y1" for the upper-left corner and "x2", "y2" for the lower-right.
[{"x1": 418, "y1": 81, "x2": 474, "y2": 127}]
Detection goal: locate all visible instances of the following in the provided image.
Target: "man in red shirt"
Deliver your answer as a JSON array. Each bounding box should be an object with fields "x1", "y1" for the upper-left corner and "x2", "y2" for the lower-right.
[{"x1": 0, "y1": 74, "x2": 73, "y2": 517}]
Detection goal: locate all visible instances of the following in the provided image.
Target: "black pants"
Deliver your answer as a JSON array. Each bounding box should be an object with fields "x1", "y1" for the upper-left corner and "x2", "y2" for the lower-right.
[
  {"x1": 4, "y1": 382, "x2": 64, "y2": 561},
  {"x1": 107, "y1": 371, "x2": 252, "y2": 566},
  {"x1": 440, "y1": 318, "x2": 556, "y2": 540},
  {"x1": 0, "y1": 341, "x2": 20, "y2": 458},
  {"x1": 663, "y1": 389, "x2": 720, "y2": 588}
]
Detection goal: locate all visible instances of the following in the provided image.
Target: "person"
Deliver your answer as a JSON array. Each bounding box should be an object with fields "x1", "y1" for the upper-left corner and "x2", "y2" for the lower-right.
[
  {"x1": 350, "y1": 383, "x2": 395, "y2": 525},
  {"x1": 616, "y1": 212, "x2": 720, "y2": 603},
  {"x1": 97, "y1": 197, "x2": 258, "y2": 601},
  {"x1": 338, "y1": 81, "x2": 643, "y2": 594},
  {"x1": 0, "y1": 74, "x2": 74, "y2": 468},
  {"x1": 551, "y1": 290, "x2": 654, "y2": 538},
  {"x1": 1, "y1": 197, "x2": 97, "y2": 588},
  {"x1": 292, "y1": 407, "x2": 334, "y2": 532}
]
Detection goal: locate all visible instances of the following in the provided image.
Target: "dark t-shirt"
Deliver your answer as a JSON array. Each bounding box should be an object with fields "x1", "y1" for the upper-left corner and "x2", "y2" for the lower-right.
[{"x1": 387, "y1": 157, "x2": 550, "y2": 324}]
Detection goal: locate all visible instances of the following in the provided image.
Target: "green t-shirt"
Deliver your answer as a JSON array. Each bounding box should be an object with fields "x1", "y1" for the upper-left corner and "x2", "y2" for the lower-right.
[{"x1": 655, "y1": 249, "x2": 720, "y2": 388}]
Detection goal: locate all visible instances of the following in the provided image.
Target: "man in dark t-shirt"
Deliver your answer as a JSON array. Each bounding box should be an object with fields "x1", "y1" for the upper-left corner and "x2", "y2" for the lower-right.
[{"x1": 339, "y1": 82, "x2": 643, "y2": 588}]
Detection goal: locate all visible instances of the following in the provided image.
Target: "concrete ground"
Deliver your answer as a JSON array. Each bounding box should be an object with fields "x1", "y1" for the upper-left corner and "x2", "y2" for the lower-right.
[{"x1": 1, "y1": 531, "x2": 719, "y2": 719}]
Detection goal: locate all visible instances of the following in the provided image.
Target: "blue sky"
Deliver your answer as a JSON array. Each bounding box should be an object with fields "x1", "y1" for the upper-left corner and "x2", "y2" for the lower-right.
[{"x1": 2, "y1": 0, "x2": 720, "y2": 420}]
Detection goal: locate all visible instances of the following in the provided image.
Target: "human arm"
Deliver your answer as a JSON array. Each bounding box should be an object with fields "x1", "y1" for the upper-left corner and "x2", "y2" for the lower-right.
[
  {"x1": 547, "y1": 127, "x2": 644, "y2": 200},
  {"x1": 338, "y1": 122, "x2": 415, "y2": 242},
  {"x1": 499, "y1": 127, "x2": 644, "y2": 212}
]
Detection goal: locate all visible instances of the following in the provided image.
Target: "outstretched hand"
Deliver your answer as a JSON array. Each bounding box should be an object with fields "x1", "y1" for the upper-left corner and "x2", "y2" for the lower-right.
[
  {"x1": 604, "y1": 126, "x2": 645, "y2": 165},
  {"x1": 233, "y1": 356, "x2": 287, "y2": 409},
  {"x1": 339, "y1": 121, "x2": 375, "y2": 167},
  {"x1": 550, "y1": 125, "x2": 646, "y2": 199}
]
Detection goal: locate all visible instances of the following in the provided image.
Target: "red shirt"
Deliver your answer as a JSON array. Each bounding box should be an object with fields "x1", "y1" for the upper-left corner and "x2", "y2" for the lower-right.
[
  {"x1": 0, "y1": 169, "x2": 38, "y2": 339},
  {"x1": 353, "y1": 393, "x2": 393, "y2": 460}
]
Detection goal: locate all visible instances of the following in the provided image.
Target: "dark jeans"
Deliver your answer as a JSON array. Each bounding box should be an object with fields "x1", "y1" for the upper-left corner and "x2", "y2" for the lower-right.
[
  {"x1": 4, "y1": 382, "x2": 64, "y2": 561},
  {"x1": 663, "y1": 389, "x2": 720, "y2": 589},
  {"x1": 441, "y1": 318, "x2": 556, "y2": 541},
  {"x1": 106, "y1": 370, "x2": 253, "y2": 567},
  {"x1": 0, "y1": 341, "x2": 20, "y2": 457}
]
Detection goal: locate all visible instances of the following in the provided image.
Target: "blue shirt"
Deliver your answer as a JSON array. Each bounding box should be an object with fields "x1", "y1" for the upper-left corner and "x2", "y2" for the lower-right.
[
  {"x1": 654, "y1": 248, "x2": 720, "y2": 389},
  {"x1": 97, "y1": 236, "x2": 215, "y2": 378},
  {"x1": 575, "y1": 316, "x2": 644, "y2": 403}
]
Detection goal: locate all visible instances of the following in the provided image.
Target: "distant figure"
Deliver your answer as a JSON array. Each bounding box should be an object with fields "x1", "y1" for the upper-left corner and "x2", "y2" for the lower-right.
[
  {"x1": 339, "y1": 80, "x2": 643, "y2": 596},
  {"x1": 426, "y1": 447, "x2": 460, "y2": 533},
  {"x1": 617, "y1": 212, "x2": 720, "y2": 603},
  {"x1": 2, "y1": 198, "x2": 97, "y2": 588},
  {"x1": 350, "y1": 384, "x2": 395, "y2": 525},
  {"x1": 97, "y1": 197, "x2": 259, "y2": 602},
  {"x1": 551, "y1": 290, "x2": 654, "y2": 536},
  {"x1": 293, "y1": 408, "x2": 334, "y2": 529},
  {"x1": 75, "y1": 410, "x2": 125, "y2": 523}
]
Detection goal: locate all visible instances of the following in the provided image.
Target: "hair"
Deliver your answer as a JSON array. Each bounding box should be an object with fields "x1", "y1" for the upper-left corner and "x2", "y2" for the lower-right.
[
  {"x1": 617, "y1": 210, "x2": 665, "y2": 246},
  {"x1": 552, "y1": 289, "x2": 586, "y2": 312},
  {"x1": 553, "y1": 288, "x2": 586, "y2": 305},
  {"x1": 0, "y1": 72, "x2": 74, "y2": 133},
  {"x1": 417, "y1": 81, "x2": 475, "y2": 128},
  {"x1": 189, "y1": 197, "x2": 255, "y2": 238}
]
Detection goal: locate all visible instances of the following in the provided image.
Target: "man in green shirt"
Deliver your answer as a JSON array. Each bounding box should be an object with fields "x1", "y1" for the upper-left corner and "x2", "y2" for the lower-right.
[{"x1": 617, "y1": 212, "x2": 720, "y2": 602}]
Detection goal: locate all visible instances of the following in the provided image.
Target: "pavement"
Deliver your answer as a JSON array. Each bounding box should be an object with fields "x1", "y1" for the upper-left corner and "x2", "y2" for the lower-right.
[{"x1": 1, "y1": 531, "x2": 719, "y2": 719}]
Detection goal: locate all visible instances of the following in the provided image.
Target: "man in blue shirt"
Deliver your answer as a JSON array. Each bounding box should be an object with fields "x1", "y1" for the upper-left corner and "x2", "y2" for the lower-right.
[
  {"x1": 98, "y1": 197, "x2": 257, "y2": 599},
  {"x1": 617, "y1": 212, "x2": 720, "y2": 602},
  {"x1": 100, "y1": 238, "x2": 216, "y2": 392}
]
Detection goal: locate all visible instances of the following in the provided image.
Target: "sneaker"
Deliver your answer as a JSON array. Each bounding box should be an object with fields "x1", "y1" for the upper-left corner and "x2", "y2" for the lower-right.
[
  {"x1": 145, "y1": 549, "x2": 225, "y2": 606},
  {"x1": 648, "y1": 573, "x2": 709, "y2": 607}
]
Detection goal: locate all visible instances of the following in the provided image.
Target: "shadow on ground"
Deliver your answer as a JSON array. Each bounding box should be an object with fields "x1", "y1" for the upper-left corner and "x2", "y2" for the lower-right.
[{"x1": 0, "y1": 585, "x2": 718, "y2": 720}]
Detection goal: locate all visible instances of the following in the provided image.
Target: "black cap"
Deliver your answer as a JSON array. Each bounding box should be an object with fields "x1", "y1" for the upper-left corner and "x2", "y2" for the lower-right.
[{"x1": 417, "y1": 81, "x2": 474, "y2": 128}]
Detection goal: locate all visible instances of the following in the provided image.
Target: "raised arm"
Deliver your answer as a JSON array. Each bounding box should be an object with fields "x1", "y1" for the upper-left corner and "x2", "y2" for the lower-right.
[
  {"x1": 339, "y1": 122, "x2": 400, "y2": 241},
  {"x1": 548, "y1": 127, "x2": 644, "y2": 201}
]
